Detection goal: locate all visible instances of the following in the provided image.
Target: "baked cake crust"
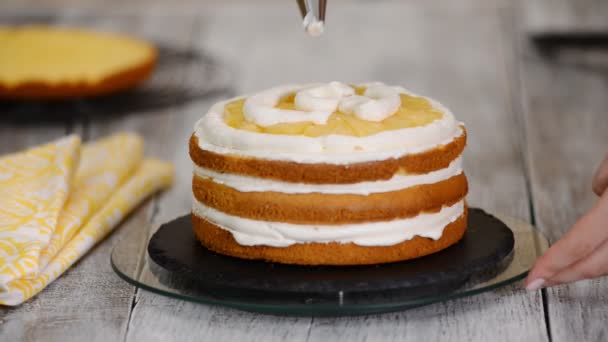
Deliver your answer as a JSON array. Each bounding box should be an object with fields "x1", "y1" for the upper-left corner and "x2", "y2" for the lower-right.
[
  {"x1": 0, "y1": 54, "x2": 156, "y2": 100},
  {"x1": 189, "y1": 127, "x2": 466, "y2": 184},
  {"x1": 192, "y1": 208, "x2": 468, "y2": 266},
  {"x1": 193, "y1": 173, "x2": 467, "y2": 224}
]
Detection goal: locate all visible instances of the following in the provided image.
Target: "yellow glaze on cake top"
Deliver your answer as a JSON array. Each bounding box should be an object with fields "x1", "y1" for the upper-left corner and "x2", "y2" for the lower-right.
[
  {"x1": 223, "y1": 89, "x2": 444, "y2": 137},
  {"x1": 0, "y1": 26, "x2": 156, "y2": 87}
]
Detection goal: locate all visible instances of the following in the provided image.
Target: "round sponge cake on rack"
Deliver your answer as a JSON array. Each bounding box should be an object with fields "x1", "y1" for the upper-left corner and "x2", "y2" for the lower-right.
[
  {"x1": 0, "y1": 26, "x2": 156, "y2": 99},
  {"x1": 190, "y1": 82, "x2": 467, "y2": 265}
]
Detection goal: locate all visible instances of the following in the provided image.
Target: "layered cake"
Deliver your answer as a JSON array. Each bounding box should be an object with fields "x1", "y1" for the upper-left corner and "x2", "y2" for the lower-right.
[{"x1": 190, "y1": 82, "x2": 467, "y2": 265}]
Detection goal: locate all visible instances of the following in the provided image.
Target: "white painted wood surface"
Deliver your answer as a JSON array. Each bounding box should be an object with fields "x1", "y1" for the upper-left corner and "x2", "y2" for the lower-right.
[
  {"x1": 525, "y1": 0, "x2": 608, "y2": 33},
  {"x1": 519, "y1": 32, "x2": 608, "y2": 342},
  {"x1": 0, "y1": 13, "x2": 159, "y2": 342},
  {"x1": 1, "y1": 0, "x2": 606, "y2": 341},
  {"x1": 519, "y1": 2, "x2": 608, "y2": 340}
]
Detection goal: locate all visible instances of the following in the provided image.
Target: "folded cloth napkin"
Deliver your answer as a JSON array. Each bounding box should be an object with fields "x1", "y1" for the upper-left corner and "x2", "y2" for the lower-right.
[{"x1": 0, "y1": 133, "x2": 174, "y2": 305}]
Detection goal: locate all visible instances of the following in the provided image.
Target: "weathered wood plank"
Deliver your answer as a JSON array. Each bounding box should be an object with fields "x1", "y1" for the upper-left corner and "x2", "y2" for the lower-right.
[
  {"x1": 62, "y1": 8, "x2": 306, "y2": 342},
  {"x1": 0, "y1": 13, "x2": 158, "y2": 342},
  {"x1": 0, "y1": 123, "x2": 68, "y2": 155},
  {"x1": 304, "y1": 4, "x2": 548, "y2": 341},
  {"x1": 123, "y1": 2, "x2": 548, "y2": 342},
  {"x1": 519, "y1": 28, "x2": 608, "y2": 342},
  {"x1": 521, "y1": 1, "x2": 608, "y2": 340},
  {"x1": 73, "y1": 9, "x2": 206, "y2": 342},
  {"x1": 0, "y1": 0, "x2": 564, "y2": 340},
  {"x1": 525, "y1": 0, "x2": 608, "y2": 34},
  {"x1": 0, "y1": 0, "x2": 513, "y2": 13},
  {"x1": 102, "y1": 6, "x2": 313, "y2": 342}
]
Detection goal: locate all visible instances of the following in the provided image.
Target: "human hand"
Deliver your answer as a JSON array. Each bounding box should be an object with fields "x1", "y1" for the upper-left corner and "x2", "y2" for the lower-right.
[
  {"x1": 592, "y1": 153, "x2": 608, "y2": 197},
  {"x1": 525, "y1": 154, "x2": 608, "y2": 290}
]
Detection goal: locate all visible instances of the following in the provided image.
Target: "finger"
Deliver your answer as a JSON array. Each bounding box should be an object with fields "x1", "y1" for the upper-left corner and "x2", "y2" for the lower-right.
[
  {"x1": 592, "y1": 153, "x2": 608, "y2": 196},
  {"x1": 525, "y1": 192, "x2": 608, "y2": 289},
  {"x1": 548, "y1": 238, "x2": 608, "y2": 285}
]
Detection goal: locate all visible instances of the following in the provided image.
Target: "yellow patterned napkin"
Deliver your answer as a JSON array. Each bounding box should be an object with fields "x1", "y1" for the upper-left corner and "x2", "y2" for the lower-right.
[{"x1": 0, "y1": 133, "x2": 173, "y2": 305}]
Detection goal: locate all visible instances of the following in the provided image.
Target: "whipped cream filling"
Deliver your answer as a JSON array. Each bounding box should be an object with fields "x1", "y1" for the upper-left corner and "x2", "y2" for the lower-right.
[
  {"x1": 193, "y1": 199, "x2": 465, "y2": 247},
  {"x1": 194, "y1": 156, "x2": 463, "y2": 195}
]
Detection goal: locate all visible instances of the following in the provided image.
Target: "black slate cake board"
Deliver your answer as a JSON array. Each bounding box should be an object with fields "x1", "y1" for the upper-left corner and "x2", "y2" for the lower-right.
[{"x1": 147, "y1": 208, "x2": 514, "y2": 300}]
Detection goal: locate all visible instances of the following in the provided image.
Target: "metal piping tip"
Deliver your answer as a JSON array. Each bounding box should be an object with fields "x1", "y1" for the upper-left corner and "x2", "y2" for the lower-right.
[{"x1": 297, "y1": 0, "x2": 327, "y2": 36}]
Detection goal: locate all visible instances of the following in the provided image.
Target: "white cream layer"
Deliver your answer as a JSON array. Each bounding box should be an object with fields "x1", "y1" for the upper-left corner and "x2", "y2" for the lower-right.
[
  {"x1": 192, "y1": 199, "x2": 465, "y2": 247},
  {"x1": 194, "y1": 82, "x2": 463, "y2": 165},
  {"x1": 193, "y1": 157, "x2": 463, "y2": 195}
]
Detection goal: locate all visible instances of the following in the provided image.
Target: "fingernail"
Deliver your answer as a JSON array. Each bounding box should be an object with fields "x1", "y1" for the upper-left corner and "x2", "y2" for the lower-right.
[{"x1": 526, "y1": 278, "x2": 546, "y2": 291}]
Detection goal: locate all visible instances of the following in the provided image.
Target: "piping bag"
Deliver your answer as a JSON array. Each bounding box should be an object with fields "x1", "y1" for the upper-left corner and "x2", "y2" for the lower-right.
[{"x1": 297, "y1": 0, "x2": 327, "y2": 36}]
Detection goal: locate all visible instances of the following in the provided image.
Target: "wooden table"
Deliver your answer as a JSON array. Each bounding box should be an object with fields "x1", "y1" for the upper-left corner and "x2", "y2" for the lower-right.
[{"x1": 1, "y1": 1, "x2": 607, "y2": 341}]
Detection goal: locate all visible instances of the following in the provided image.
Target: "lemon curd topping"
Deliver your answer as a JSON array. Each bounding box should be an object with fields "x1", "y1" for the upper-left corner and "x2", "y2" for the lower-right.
[
  {"x1": 0, "y1": 26, "x2": 156, "y2": 87},
  {"x1": 223, "y1": 91, "x2": 444, "y2": 137}
]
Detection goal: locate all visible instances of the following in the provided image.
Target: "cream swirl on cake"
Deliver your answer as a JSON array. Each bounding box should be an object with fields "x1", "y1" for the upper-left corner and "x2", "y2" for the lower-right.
[{"x1": 190, "y1": 82, "x2": 468, "y2": 265}]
